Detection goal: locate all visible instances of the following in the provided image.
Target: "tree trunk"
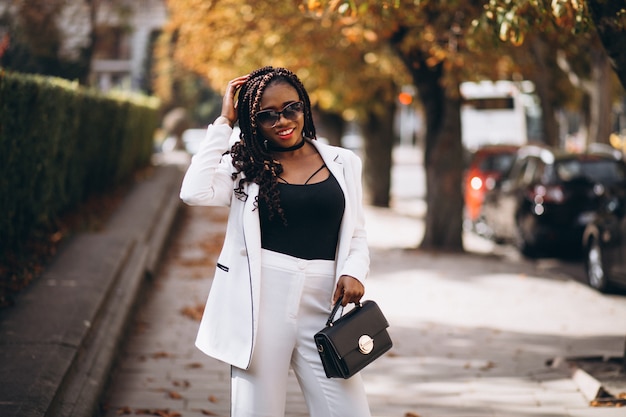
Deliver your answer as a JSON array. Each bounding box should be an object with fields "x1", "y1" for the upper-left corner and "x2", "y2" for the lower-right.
[
  {"x1": 360, "y1": 104, "x2": 395, "y2": 207},
  {"x1": 416, "y1": 74, "x2": 464, "y2": 251},
  {"x1": 588, "y1": 0, "x2": 626, "y2": 90},
  {"x1": 588, "y1": 47, "x2": 613, "y2": 145},
  {"x1": 527, "y1": 36, "x2": 560, "y2": 146},
  {"x1": 313, "y1": 108, "x2": 344, "y2": 146},
  {"x1": 390, "y1": 29, "x2": 464, "y2": 251},
  {"x1": 79, "y1": 0, "x2": 100, "y2": 86}
]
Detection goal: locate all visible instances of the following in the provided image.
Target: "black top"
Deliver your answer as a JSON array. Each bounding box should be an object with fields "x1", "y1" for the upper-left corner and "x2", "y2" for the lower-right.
[{"x1": 259, "y1": 174, "x2": 345, "y2": 260}]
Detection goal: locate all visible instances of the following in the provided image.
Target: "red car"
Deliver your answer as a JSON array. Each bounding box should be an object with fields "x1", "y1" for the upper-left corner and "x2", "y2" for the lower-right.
[{"x1": 464, "y1": 145, "x2": 519, "y2": 233}]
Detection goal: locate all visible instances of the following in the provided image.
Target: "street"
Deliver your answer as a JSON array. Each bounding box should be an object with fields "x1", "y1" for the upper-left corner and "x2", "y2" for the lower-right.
[{"x1": 101, "y1": 148, "x2": 626, "y2": 417}]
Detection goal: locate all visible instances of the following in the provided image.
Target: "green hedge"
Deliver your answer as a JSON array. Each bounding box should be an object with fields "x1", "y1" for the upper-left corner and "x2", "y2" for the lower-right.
[{"x1": 0, "y1": 70, "x2": 160, "y2": 261}]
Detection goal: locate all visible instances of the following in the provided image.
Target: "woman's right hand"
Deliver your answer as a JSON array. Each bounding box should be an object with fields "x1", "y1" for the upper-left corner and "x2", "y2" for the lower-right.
[{"x1": 219, "y1": 75, "x2": 249, "y2": 127}]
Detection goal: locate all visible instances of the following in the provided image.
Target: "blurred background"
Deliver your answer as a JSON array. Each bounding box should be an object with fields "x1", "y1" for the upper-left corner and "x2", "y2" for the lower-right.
[{"x1": 2, "y1": 0, "x2": 626, "y2": 291}]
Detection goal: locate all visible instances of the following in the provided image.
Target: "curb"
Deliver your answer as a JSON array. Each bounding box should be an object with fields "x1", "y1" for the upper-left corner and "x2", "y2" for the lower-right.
[
  {"x1": 0, "y1": 162, "x2": 185, "y2": 417},
  {"x1": 550, "y1": 356, "x2": 626, "y2": 406}
]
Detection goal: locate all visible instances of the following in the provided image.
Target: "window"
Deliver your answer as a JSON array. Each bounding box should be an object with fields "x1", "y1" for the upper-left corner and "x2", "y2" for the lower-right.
[
  {"x1": 93, "y1": 25, "x2": 130, "y2": 60},
  {"x1": 462, "y1": 97, "x2": 515, "y2": 110},
  {"x1": 479, "y1": 153, "x2": 517, "y2": 173},
  {"x1": 555, "y1": 159, "x2": 626, "y2": 184},
  {"x1": 521, "y1": 158, "x2": 538, "y2": 186}
]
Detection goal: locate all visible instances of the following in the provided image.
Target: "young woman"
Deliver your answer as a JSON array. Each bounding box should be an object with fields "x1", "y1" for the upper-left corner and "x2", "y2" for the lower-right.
[{"x1": 180, "y1": 66, "x2": 371, "y2": 417}]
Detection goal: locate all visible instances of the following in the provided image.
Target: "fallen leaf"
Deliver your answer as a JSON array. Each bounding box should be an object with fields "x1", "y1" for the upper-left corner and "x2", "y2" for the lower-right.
[
  {"x1": 151, "y1": 351, "x2": 172, "y2": 359},
  {"x1": 115, "y1": 406, "x2": 132, "y2": 415},
  {"x1": 405, "y1": 412, "x2": 421, "y2": 417},
  {"x1": 134, "y1": 320, "x2": 149, "y2": 334},
  {"x1": 168, "y1": 390, "x2": 183, "y2": 399},
  {"x1": 208, "y1": 395, "x2": 218, "y2": 403},
  {"x1": 201, "y1": 410, "x2": 218, "y2": 416},
  {"x1": 177, "y1": 257, "x2": 211, "y2": 267},
  {"x1": 173, "y1": 379, "x2": 191, "y2": 387},
  {"x1": 50, "y1": 231, "x2": 64, "y2": 243},
  {"x1": 185, "y1": 362, "x2": 203, "y2": 369},
  {"x1": 181, "y1": 304, "x2": 205, "y2": 321},
  {"x1": 479, "y1": 361, "x2": 496, "y2": 371},
  {"x1": 134, "y1": 409, "x2": 182, "y2": 417},
  {"x1": 200, "y1": 236, "x2": 226, "y2": 256},
  {"x1": 590, "y1": 398, "x2": 626, "y2": 407}
]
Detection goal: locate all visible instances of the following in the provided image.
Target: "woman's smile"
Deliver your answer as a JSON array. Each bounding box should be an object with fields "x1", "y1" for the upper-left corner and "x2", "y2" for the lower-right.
[{"x1": 277, "y1": 127, "x2": 295, "y2": 140}]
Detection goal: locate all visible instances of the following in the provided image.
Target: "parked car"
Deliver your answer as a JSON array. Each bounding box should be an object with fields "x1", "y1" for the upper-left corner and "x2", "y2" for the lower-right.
[
  {"x1": 582, "y1": 184, "x2": 626, "y2": 292},
  {"x1": 463, "y1": 144, "x2": 519, "y2": 235},
  {"x1": 482, "y1": 144, "x2": 626, "y2": 257}
]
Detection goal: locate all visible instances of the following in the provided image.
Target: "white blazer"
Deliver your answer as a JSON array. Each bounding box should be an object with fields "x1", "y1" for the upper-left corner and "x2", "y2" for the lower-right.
[{"x1": 180, "y1": 123, "x2": 370, "y2": 369}]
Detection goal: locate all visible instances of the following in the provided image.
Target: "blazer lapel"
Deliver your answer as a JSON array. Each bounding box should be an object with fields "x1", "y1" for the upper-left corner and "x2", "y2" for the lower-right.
[
  {"x1": 242, "y1": 182, "x2": 261, "y2": 251},
  {"x1": 314, "y1": 142, "x2": 347, "y2": 194},
  {"x1": 313, "y1": 142, "x2": 354, "y2": 283},
  {"x1": 242, "y1": 182, "x2": 262, "y2": 332}
]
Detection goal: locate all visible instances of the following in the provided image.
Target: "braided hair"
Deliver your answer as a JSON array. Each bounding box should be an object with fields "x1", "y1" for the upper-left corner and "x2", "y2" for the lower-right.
[{"x1": 230, "y1": 66, "x2": 316, "y2": 222}]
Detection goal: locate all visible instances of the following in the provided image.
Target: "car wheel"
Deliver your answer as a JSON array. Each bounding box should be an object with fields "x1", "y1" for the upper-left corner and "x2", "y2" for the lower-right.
[{"x1": 585, "y1": 237, "x2": 612, "y2": 293}]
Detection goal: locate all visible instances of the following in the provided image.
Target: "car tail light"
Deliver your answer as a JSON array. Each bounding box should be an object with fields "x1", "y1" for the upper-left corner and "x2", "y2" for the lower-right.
[{"x1": 470, "y1": 176, "x2": 483, "y2": 191}]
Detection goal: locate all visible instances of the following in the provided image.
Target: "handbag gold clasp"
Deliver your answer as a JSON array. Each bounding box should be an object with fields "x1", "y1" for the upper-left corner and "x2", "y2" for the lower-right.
[{"x1": 358, "y1": 335, "x2": 374, "y2": 354}]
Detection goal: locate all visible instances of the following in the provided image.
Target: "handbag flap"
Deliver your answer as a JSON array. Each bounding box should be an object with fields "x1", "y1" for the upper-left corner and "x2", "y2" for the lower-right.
[{"x1": 318, "y1": 300, "x2": 389, "y2": 358}]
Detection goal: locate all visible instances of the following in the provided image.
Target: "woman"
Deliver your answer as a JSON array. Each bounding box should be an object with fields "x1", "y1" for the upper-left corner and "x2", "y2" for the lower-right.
[{"x1": 180, "y1": 66, "x2": 371, "y2": 417}]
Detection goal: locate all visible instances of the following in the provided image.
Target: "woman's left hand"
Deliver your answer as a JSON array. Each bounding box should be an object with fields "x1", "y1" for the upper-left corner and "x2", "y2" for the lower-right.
[{"x1": 333, "y1": 275, "x2": 365, "y2": 306}]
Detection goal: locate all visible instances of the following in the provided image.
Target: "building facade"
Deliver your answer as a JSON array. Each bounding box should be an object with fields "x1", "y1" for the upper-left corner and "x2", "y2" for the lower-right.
[
  {"x1": 91, "y1": 0, "x2": 167, "y2": 92},
  {"x1": 0, "y1": 0, "x2": 167, "y2": 93}
]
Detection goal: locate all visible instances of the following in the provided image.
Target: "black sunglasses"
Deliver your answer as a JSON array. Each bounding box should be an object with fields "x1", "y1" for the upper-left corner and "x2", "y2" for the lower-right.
[{"x1": 255, "y1": 101, "x2": 304, "y2": 128}]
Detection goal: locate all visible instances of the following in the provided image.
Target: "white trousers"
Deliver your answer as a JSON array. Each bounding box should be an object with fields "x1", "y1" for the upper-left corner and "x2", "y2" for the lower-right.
[{"x1": 231, "y1": 249, "x2": 371, "y2": 417}]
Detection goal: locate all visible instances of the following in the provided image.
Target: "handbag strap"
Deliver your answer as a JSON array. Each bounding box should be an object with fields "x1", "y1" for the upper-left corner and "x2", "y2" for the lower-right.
[{"x1": 325, "y1": 296, "x2": 362, "y2": 327}]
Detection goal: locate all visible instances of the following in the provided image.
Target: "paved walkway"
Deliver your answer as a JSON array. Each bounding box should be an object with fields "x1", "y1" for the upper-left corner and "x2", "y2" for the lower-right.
[{"x1": 101, "y1": 158, "x2": 626, "y2": 417}]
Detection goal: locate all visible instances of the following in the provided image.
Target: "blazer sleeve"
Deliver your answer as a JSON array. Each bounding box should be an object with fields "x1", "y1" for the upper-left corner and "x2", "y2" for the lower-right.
[
  {"x1": 338, "y1": 151, "x2": 370, "y2": 283},
  {"x1": 180, "y1": 123, "x2": 236, "y2": 207}
]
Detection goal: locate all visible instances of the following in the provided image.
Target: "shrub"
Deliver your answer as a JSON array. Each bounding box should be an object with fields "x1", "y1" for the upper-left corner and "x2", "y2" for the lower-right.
[{"x1": 0, "y1": 70, "x2": 160, "y2": 305}]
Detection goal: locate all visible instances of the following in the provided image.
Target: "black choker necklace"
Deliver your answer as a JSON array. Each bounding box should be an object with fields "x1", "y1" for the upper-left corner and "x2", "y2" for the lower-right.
[{"x1": 267, "y1": 137, "x2": 306, "y2": 152}]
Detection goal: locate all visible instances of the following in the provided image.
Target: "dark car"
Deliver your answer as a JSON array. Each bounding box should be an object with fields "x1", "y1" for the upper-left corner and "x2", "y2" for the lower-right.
[
  {"x1": 582, "y1": 184, "x2": 626, "y2": 292},
  {"x1": 463, "y1": 145, "x2": 519, "y2": 236},
  {"x1": 482, "y1": 144, "x2": 626, "y2": 257}
]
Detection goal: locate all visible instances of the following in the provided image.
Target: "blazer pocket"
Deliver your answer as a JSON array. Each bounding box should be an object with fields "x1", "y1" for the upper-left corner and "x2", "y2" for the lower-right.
[{"x1": 217, "y1": 263, "x2": 229, "y2": 272}]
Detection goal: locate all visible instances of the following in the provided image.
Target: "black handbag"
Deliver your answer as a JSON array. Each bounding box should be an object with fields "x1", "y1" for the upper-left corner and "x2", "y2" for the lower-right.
[{"x1": 314, "y1": 296, "x2": 392, "y2": 379}]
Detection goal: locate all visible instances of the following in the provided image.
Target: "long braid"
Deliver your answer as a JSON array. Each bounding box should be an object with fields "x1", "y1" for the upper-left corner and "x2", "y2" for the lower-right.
[{"x1": 230, "y1": 67, "x2": 316, "y2": 223}]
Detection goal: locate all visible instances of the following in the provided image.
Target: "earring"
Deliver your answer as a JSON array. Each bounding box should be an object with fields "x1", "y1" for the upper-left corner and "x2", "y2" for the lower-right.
[{"x1": 263, "y1": 140, "x2": 268, "y2": 151}]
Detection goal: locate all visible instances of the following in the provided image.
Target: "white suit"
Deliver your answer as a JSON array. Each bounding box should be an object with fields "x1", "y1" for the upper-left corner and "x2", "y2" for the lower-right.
[{"x1": 180, "y1": 123, "x2": 371, "y2": 416}]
